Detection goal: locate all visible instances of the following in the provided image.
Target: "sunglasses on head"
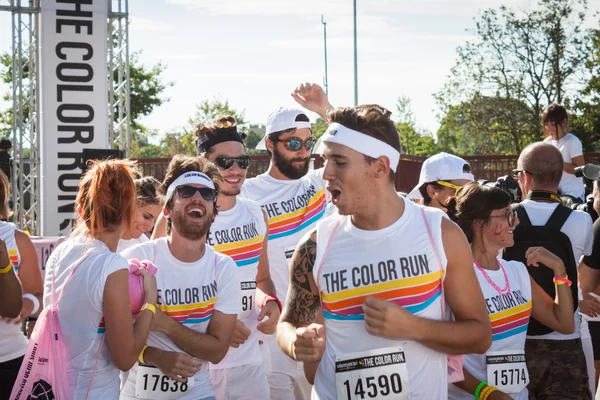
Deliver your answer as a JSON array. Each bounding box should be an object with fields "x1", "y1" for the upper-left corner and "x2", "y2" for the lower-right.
[
  {"x1": 214, "y1": 155, "x2": 251, "y2": 170},
  {"x1": 176, "y1": 185, "x2": 217, "y2": 201},
  {"x1": 273, "y1": 136, "x2": 317, "y2": 152}
]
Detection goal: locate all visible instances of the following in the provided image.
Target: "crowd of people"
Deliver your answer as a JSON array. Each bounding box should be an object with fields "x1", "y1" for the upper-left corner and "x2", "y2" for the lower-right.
[{"x1": 0, "y1": 83, "x2": 599, "y2": 400}]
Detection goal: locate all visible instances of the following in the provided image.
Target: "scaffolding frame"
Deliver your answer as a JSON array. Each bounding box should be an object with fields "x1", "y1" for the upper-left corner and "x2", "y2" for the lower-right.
[{"x1": 0, "y1": 0, "x2": 130, "y2": 234}]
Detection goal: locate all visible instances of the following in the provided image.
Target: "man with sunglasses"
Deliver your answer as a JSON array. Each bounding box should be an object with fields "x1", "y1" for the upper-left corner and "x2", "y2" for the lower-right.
[
  {"x1": 120, "y1": 155, "x2": 242, "y2": 400},
  {"x1": 503, "y1": 142, "x2": 594, "y2": 399},
  {"x1": 242, "y1": 107, "x2": 330, "y2": 400},
  {"x1": 407, "y1": 152, "x2": 474, "y2": 211}
]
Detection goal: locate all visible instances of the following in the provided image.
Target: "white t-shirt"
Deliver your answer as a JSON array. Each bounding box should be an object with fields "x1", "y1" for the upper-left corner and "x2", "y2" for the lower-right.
[
  {"x1": 313, "y1": 200, "x2": 449, "y2": 399},
  {"x1": 544, "y1": 133, "x2": 585, "y2": 199},
  {"x1": 43, "y1": 237, "x2": 129, "y2": 399},
  {"x1": 518, "y1": 200, "x2": 593, "y2": 340},
  {"x1": 119, "y1": 238, "x2": 241, "y2": 400},
  {"x1": 117, "y1": 234, "x2": 149, "y2": 253},
  {"x1": 240, "y1": 168, "x2": 328, "y2": 303},
  {"x1": 207, "y1": 196, "x2": 267, "y2": 369},
  {"x1": 449, "y1": 259, "x2": 532, "y2": 400},
  {"x1": 0, "y1": 222, "x2": 27, "y2": 363}
]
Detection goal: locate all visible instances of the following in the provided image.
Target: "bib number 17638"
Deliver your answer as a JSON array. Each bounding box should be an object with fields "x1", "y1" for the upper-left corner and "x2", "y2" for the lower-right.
[{"x1": 335, "y1": 347, "x2": 410, "y2": 400}]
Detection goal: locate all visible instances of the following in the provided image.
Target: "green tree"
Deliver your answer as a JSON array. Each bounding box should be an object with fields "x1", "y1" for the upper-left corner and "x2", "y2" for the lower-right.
[
  {"x1": 395, "y1": 96, "x2": 439, "y2": 156},
  {"x1": 436, "y1": 0, "x2": 590, "y2": 153}
]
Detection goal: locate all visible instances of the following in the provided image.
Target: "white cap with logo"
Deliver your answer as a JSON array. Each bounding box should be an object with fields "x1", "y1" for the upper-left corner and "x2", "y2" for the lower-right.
[
  {"x1": 407, "y1": 152, "x2": 475, "y2": 200},
  {"x1": 255, "y1": 107, "x2": 312, "y2": 150}
]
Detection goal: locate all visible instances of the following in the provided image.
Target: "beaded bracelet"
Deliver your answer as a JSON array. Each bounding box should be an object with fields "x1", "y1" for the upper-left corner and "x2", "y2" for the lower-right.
[
  {"x1": 474, "y1": 381, "x2": 487, "y2": 399},
  {"x1": 481, "y1": 386, "x2": 498, "y2": 400}
]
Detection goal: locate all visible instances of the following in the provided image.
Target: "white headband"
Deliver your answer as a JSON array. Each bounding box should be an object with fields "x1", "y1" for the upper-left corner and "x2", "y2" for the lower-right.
[
  {"x1": 314, "y1": 123, "x2": 400, "y2": 172},
  {"x1": 165, "y1": 171, "x2": 215, "y2": 202}
]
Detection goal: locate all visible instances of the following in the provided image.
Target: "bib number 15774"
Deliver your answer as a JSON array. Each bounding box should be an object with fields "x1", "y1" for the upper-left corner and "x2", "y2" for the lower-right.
[{"x1": 335, "y1": 347, "x2": 410, "y2": 400}]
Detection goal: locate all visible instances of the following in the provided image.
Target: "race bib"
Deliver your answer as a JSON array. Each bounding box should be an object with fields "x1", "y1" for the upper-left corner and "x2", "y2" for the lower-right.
[
  {"x1": 335, "y1": 347, "x2": 410, "y2": 400},
  {"x1": 486, "y1": 350, "x2": 529, "y2": 395},
  {"x1": 239, "y1": 280, "x2": 257, "y2": 319},
  {"x1": 135, "y1": 364, "x2": 194, "y2": 399},
  {"x1": 284, "y1": 246, "x2": 296, "y2": 267}
]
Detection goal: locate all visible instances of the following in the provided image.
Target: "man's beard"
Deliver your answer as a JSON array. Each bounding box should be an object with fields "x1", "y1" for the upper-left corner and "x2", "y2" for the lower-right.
[
  {"x1": 273, "y1": 147, "x2": 310, "y2": 180},
  {"x1": 220, "y1": 186, "x2": 241, "y2": 197},
  {"x1": 172, "y1": 206, "x2": 213, "y2": 241}
]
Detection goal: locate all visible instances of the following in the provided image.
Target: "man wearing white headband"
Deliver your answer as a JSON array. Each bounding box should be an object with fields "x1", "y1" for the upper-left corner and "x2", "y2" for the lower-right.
[
  {"x1": 277, "y1": 104, "x2": 492, "y2": 399},
  {"x1": 120, "y1": 155, "x2": 242, "y2": 400}
]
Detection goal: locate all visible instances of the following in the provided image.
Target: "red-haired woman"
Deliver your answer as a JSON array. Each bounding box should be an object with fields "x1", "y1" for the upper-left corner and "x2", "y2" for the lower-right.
[
  {"x1": 43, "y1": 160, "x2": 157, "y2": 399},
  {"x1": 0, "y1": 170, "x2": 43, "y2": 398}
]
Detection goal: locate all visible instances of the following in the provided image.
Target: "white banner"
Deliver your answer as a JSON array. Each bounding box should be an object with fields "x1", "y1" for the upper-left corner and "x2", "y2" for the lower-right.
[{"x1": 39, "y1": 0, "x2": 109, "y2": 236}]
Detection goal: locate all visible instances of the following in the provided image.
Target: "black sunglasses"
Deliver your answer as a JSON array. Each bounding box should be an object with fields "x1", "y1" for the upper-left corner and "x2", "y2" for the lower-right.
[
  {"x1": 214, "y1": 155, "x2": 251, "y2": 170},
  {"x1": 511, "y1": 169, "x2": 531, "y2": 177},
  {"x1": 274, "y1": 137, "x2": 317, "y2": 152},
  {"x1": 176, "y1": 185, "x2": 217, "y2": 201}
]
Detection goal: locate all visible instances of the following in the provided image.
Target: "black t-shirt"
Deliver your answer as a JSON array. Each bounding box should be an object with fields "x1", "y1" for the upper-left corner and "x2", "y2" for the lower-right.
[
  {"x1": 0, "y1": 151, "x2": 11, "y2": 182},
  {"x1": 583, "y1": 217, "x2": 600, "y2": 269}
]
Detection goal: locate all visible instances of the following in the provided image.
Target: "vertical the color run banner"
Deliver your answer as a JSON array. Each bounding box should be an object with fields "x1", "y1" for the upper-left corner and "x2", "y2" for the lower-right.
[{"x1": 39, "y1": 0, "x2": 109, "y2": 236}]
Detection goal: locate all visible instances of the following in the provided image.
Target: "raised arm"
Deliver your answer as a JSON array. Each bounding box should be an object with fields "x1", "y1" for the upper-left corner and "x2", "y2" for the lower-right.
[
  {"x1": 291, "y1": 83, "x2": 334, "y2": 121},
  {"x1": 276, "y1": 230, "x2": 325, "y2": 362}
]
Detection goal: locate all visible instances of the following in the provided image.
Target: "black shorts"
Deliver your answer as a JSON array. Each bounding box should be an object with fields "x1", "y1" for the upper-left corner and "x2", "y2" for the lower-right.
[{"x1": 588, "y1": 320, "x2": 600, "y2": 360}]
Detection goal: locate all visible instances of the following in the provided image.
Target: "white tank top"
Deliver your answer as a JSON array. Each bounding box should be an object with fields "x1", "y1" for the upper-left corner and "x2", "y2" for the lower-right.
[
  {"x1": 207, "y1": 196, "x2": 267, "y2": 369},
  {"x1": 312, "y1": 200, "x2": 449, "y2": 400},
  {"x1": 448, "y1": 259, "x2": 532, "y2": 400},
  {"x1": 0, "y1": 222, "x2": 27, "y2": 363},
  {"x1": 241, "y1": 169, "x2": 328, "y2": 302}
]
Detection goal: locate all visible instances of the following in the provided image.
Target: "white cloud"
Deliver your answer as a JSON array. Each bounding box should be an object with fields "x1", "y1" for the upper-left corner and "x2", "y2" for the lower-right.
[{"x1": 144, "y1": 51, "x2": 206, "y2": 61}]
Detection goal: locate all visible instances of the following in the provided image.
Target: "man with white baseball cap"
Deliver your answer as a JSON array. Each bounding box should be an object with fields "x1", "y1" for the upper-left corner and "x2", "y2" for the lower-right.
[
  {"x1": 242, "y1": 99, "x2": 331, "y2": 399},
  {"x1": 407, "y1": 152, "x2": 474, "y2": 211}
]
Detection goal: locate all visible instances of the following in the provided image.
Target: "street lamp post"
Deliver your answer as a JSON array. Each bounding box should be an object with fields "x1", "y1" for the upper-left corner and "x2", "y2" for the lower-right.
[
  {"x1": 322, "y1": 15, "x2": 329, "y2": 96},
  {"x1": 353, "y1": 0, "x2": 358, "y2": 105}
]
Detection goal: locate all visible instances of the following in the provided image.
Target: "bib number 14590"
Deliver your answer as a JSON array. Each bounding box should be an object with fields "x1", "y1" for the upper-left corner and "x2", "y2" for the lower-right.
[{"x1": 335, "y1": 347, "x2": 410, "y2": 400}]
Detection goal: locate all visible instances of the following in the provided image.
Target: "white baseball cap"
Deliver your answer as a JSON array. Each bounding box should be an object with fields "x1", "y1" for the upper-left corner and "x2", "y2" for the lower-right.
[
  {"x1": 255, "y1": 107, "x2": 312, "y2": 150},
  {"x1": 407, "y1": 152, "x2": 475, "y2": 200}
]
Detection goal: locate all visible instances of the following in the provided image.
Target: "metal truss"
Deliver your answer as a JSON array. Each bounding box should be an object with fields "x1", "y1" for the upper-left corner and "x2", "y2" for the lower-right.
[
  {"x1": 0, "y1": 0, "x2": 131, "y2": 234},
  {"x1": 108, "y1": 0, "x2": 130, "y2": 157},
  {"x1": 1, "y1": 0, "x2": 40, "y2": 234}
]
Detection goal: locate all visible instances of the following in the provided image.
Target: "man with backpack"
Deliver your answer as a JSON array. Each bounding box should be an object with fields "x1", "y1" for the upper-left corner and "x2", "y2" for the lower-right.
[{"x1": 503, "y1": 142, "x2": 594, "y2": 399}]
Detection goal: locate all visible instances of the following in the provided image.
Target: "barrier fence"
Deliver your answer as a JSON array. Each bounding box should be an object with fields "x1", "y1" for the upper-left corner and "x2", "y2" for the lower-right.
[{"x1": 136, "y1": 153, "x2": 600, "y2": 194}]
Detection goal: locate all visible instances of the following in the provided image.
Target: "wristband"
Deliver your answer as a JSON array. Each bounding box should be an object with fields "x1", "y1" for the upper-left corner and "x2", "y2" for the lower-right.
[
  {"x1": 474, "y1": 382, "x2": 487, "y2": 399},
  {"x1": 261, "y1": 294, "x2": 282, "y2": 313},
  {"x1": 0, "y1": 260, "x2": 13, "y2": 274},
  {"x1": 140, "y1": 303, "x2": 156, "y2": 316},
  {"x1": 138, "y1": 345, "x2": 148, "y2": 364},
  {"x1": 553, "y1": 276, "x2": 572, "y2": 287},
  {"x1": 23, "y1": 293, "x2": 40, "y2": 315},
  {"x1": 481, "y1": 386, "x2": 498, "y2": 400}
]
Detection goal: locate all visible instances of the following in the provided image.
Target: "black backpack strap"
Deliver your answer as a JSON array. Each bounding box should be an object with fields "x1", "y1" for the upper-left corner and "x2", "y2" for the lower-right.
[
  {"x1": 513, "y1": 203, "x2": 532, "y2": 228},
  {"x1": 545, "y1": 205, "x2": 573, "y2": 231}
]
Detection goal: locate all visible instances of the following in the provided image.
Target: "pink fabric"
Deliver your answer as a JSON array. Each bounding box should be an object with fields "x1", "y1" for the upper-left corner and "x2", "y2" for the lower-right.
[{"x1": 128, "y1": 259, "x2": 158, "y2": 317}]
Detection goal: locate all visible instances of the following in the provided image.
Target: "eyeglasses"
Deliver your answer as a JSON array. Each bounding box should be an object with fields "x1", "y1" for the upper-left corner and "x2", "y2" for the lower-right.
[
  {"x1": 436, "y1": 180, "x2": 463, "y2": 191},
  {"x1": 176, "y1": 185, "x2": 217, "y2": 201},
  {"x1": 214, "y1": 155, "x2": 251, "y2": 170},
  {"x1": 489, "y1": 210, "x2": 517, "y2": 227},
  {"x1": 274, "y1": 137, "x2": 317, "y2": 152},
  {"x1": 511, "y1": 169, "x2": 531, "y2": 178}
]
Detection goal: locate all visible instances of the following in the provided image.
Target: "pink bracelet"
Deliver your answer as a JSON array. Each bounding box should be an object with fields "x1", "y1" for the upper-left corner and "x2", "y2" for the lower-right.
[
  {"x1": 553, "y1": 276, "x2": 572, "y2": 287},
  {"x1": 261, "y1": 294, "x2": 282, "y2": 312}
]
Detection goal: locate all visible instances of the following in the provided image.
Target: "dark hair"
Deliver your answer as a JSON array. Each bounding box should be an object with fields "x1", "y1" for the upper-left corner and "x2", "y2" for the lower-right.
[
  {"x1": 418, "y1": 163, "x2": 471, "y2": 205},
  {"x1": 194, "y1": 115, "x2": 246, "y2": 155},
  {"x1": 0, "y1": 138, "x2": 11, "y2": 151},
  {"x1": 446, "y1": 182, "x2": 511, "y2": 244},
  {"x1": 542, "y1": 103, "x2": 569, "y2": 126},
  {"x1": 328, "y1": 105, "x2": 401, "y2": 182},
  {"x1": 135, "y1": 176, "x2": 162, "y2": 207}
]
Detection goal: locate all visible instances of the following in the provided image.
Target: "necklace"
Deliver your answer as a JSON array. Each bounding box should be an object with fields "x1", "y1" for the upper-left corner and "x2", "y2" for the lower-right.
[{"x1": 473, "y1": 259, "x2": 511, "y2": 296}]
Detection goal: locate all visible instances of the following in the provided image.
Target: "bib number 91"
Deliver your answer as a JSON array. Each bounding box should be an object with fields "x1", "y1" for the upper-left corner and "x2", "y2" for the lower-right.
[{"x1": 342, "y1": 373, "x2": 403, "y2": 399}]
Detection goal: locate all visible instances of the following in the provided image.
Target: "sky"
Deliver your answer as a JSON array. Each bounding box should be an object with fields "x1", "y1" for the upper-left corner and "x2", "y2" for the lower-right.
[{"x1": 0, "y1": 0, "x2": 598, "y2": 138}]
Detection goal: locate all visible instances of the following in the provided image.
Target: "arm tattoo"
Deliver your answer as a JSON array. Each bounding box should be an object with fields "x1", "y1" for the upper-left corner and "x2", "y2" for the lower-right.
[{"x1": 282, "y1": 233, "x2": 320, "y2": 326}]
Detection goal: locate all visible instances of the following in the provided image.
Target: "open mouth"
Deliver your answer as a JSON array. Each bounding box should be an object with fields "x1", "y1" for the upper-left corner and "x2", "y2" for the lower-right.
[
  {"x1": 329, "y1": 188, "x2": 342, "y2": 205},
  {"x1": 187, "y1": 206, "x2": 206, "y2": 219}
]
